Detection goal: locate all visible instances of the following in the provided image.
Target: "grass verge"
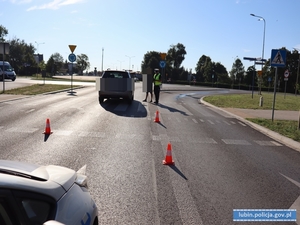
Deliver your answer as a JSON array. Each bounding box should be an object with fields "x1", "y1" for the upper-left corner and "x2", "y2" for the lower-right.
[
  {"x1": 204, "y1": 92, "x2": 300, "y2": 143},
  {"x1": 203, "y1": 92, "x2": 300, "y2": 110},
  {"x1": 248, "y1": 118, "x2": 300, "y2": 142},
  {"x1": 1, "y1": 84, "x2": 76, "y2": 95}
]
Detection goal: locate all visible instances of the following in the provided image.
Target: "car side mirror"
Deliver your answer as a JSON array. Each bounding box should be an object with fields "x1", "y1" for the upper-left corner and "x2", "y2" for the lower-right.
[{"x1": 43, "y1": 221, "x2": 65, "y2": 225}]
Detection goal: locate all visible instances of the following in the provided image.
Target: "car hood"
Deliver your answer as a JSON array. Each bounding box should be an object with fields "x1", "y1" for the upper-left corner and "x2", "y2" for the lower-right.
[{"x1": 0, "y1": 160, "x2": 77, "y2": 200}]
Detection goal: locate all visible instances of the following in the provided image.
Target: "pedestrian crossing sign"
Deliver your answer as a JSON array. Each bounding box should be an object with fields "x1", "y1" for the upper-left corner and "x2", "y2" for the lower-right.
[{"x1": 271, "y1": 49, "x2": 286, "y2": 67}]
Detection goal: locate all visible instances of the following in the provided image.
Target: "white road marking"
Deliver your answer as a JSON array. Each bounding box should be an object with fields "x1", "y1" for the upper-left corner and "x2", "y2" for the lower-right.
[
  {"x1": 192, "y1": 119, "x2": 198, "y2": 124},
  {"x1": 280, "y1": 173, "x2": 300, "y2": 225},
  {"x1": 222, "y1": 139, "x2": 251, "y2": 145},
  {"x1": 223, "y1": 121, "x2": 231, "y2": 125},
  {"x1": 254, "y1": 140, "x2": 282, "y2": 146},
  {"x1": 6, "y1": 127, "x2": 39, "y2": 133},
  {"x1": 238, "y1": 122, "x2": 247, "y2": 126},
  {"x1": 26, "y1": 109, "x2": 36, "y2": 114},
  {"x1": 207, "y1": 120, "x2": 214, "y2": 124}
]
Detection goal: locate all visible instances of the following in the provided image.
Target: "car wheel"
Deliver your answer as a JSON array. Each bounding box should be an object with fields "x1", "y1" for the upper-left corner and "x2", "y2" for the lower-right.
[
  {"x1": 12, "y1": 78, "x2": 16, "y2": 81},
  {"x1": 99, "y1": 96, "x2": 104, "y2": 104},
  {"x1": 128, "y1": 95, "x2": 133, "y2": 104}
]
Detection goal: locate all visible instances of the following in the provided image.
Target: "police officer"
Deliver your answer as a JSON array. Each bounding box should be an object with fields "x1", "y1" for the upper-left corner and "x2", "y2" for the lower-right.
[{"x1": 153, "y1": 68, "x2": 162, "y2": 104}]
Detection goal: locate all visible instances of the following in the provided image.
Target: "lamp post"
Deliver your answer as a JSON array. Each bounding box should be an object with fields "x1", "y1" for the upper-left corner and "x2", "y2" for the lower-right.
[
  {"x1": 125, "y1": 55, "x2": 135, "y2": 72},
  {"x1": 250, "y1": 14, "x2": 266, "y2": 95},
  {"x1": 101, "y1": 48, "x2": 104, "y2": 73},
  {"x1": 293, "y1": 48, "x2": 300, "y2": 96},
  {"x1": 117, "y1": 60, "x2": 124, "y2": 70},
  {"x1": 35, "y1": 41, "x2": 45, "y2": 75}
]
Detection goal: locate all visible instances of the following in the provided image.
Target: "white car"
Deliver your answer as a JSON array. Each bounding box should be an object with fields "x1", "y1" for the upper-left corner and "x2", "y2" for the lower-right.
[{"x1": 0, "y1": 160, "x2": 98, "y2": 225}]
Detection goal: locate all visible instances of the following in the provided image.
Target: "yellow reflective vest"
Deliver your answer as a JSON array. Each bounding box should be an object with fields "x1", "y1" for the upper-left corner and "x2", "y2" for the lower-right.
[{"x1": 153, "y1": 73, "x2": 161, "y2": 86}]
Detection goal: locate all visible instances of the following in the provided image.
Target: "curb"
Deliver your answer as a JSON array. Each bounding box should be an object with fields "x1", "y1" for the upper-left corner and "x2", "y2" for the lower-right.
[{"x1": 199, "y1": 96, "x2": 300, "y2": 153}]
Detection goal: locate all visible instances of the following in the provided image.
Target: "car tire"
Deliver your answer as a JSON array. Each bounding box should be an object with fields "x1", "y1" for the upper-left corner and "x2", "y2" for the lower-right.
[
  {"x1": 12, "y1": 78, "x2": 15, "y2": 81},
  {"x1": 128, "y1": 95, "x2": 133, "y2": 104},
  {"x1": 99, "y1": 96, "x2": 104, "y2": 104}
]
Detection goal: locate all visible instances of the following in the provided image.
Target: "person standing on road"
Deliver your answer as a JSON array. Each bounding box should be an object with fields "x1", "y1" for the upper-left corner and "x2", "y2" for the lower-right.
[
  {"x1": 143, "y1": 73, "x2": 153, "y2": 102},
  {"x1": 153, "y1": 68, "x2": 162, "y2": 104},
  {"x1": 143, "y1": 91, "x2": 153, "y2": 103}
]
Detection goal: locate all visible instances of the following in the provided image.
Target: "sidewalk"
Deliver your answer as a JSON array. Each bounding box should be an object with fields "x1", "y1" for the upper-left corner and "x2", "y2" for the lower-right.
[
  {"x1": 200, "y1": 98, "x2": 300, "y2": 153},
  {"x1": 223, "y1": 108, "x2": 299, "y2": 121}
]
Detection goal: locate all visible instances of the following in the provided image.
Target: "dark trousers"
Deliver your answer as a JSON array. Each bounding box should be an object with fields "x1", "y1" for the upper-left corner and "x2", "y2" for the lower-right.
[{"x1": 154, "y1": 85, "x2": 160, "y2": 103}]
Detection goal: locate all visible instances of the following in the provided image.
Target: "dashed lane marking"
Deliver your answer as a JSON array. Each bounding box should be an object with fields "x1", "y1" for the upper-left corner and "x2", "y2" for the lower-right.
[
  {"x1": 192, "y1": 119, "x2": 198, "y2": 123},
  {"x1": 254, "y1": 140, "x2": 282, "y2": 146},
  {"x1": 222, "y1": 139, "x2": 251, "y2": 145},
  {"x1": 238, "y1": 121, "x2": 247, "y2": 126}
]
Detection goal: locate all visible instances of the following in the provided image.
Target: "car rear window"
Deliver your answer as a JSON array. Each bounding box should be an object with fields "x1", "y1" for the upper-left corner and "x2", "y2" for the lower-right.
[{"x1": 102, "y1": 71, "x2": 130, "y2": 78}]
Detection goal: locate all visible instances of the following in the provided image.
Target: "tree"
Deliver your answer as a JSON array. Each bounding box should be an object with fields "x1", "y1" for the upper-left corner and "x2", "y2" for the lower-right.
[
  {"x1": 166, "y1": 43, "x2": 187, "y2": 81},
  {"x1": 214, "y1": 62, "x2": 230, "y2": 84},
  {"x1": 141, "y1": 51, "x2": 161, "y2": 74},
  {"x1": 76, "y1": 54, "x2": 90, "y2": 74},
  {"x1": 0, "y1": 25, "x2": 8, "y2": 42},
  {"x1": 46, "y1": 53, "x2": 64, "y2": 75},
  {"x1": 166, "y1": 43, "x2": 186, "y2": 69},
  {"x1": 244, "y1": 65, "x2": 256, "y2": 87},
  {"x1": 7, "y1": 37, "x2": 36, "y2": 75},
  {"x1": 230, "y1": 58, "x2": 245, "y2": 85}
]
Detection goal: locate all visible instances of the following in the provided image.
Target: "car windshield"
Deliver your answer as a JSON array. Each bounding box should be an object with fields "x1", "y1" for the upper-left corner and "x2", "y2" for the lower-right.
[
  {"x1": 103, "y1": 71, "x2": 130, "y2": 78},
  {"x1": 1, "y1": 65, "x2": 13, "y2": 72}
]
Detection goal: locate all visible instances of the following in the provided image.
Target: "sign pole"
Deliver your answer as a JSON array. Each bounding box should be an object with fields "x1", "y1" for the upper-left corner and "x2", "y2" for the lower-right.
[
  {"x1": 272, "y1": 67, "x2": 278, "y2": 121},
  {"x1": 68, "y1": 45, "x2": 77, "y2": 95},
  {"x1": 2, "y1": 43, "x2": 5, "y2": 93}
]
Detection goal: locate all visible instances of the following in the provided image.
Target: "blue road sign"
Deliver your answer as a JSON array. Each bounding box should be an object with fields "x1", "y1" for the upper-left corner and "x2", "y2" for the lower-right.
[
  {"x1": 68, "y1": 53, "x2": 76, "y2": 62},
  {"x1": 159, "y1": 60, "x2": 166, "y2": 68},
  {"x1": 271, "y1": 49, "x2": 286, "y2": 67}
]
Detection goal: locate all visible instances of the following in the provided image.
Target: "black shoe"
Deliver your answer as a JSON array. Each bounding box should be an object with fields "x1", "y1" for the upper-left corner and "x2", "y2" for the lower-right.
[
  {"x1": 143, "y1": 99, "x2": 146, "y2": 102},
  {"x1": 155, "y1": 102, "x2": 158, "y2": 104}
]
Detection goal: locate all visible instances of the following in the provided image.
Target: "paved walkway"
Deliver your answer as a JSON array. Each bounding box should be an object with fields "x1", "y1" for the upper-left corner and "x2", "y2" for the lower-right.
[{"x1": 223, "y1": 108, "x2": 299, "y2": 121}]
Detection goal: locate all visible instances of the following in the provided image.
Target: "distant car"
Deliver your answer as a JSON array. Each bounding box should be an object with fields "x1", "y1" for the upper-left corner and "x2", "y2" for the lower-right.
[
  {"x1": 96, "y1": 70, "x2": 135, "y2": 104},
  {"x1": 0, "y1": 61, "x2": 16, "y2": 81},
  {"x1": 0, "y1": 160, "x2": 98, "y2": 225}
]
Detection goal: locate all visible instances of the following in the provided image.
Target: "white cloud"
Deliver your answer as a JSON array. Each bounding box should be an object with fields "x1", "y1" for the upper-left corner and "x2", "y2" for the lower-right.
[
  {"x1": 26, "y1": 0, "x2": 85, "y2": 11},
  {"x1": 10, "y1": 0, "x2": 32, "y2": 4},
  {"x1": 243, "y1": 49, "x2": 251, "y2": 52}
]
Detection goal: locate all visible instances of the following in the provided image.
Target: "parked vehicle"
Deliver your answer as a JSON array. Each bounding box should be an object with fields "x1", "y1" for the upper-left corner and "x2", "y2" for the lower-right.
[
  {"x1": 0, "y1": 160, "x2": 98, "y2": 225},
  {"x1": 0, "y1": 61, "x2": 16, "y2": 81},
  {"x1": 96, "y1": 70, "x2": 135, "y2": 104}
]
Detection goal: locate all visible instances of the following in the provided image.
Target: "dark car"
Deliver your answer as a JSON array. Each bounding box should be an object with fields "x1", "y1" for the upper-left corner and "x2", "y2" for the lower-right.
[{"x1": 96, "y1": 70, "x2": 135, "y2": 104}]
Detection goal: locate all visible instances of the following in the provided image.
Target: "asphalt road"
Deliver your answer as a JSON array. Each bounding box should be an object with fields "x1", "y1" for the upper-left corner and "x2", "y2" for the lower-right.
[{"x1": 0, "y1": 80, "x2": 299, "y2": 224}]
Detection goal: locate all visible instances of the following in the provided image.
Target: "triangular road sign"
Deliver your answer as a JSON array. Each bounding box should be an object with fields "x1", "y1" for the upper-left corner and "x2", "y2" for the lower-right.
[
  {"x1": 271, "y1": 49, "x2": 286, "y2": 67},
  {"x1": 272, "y1": 51, "x2": 284, "y2": 64},
  {"x1": 69, "y1": 45, "x2": 76, "y2": 53}
]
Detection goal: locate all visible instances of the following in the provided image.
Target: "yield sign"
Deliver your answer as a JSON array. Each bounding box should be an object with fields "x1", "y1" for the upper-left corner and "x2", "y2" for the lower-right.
[
  {"x1": 271, "y1": 49, "x2": 286, "y2": 67},
  {"x1": 69, "y1": 45, "x2": 77, "y2": 53}
]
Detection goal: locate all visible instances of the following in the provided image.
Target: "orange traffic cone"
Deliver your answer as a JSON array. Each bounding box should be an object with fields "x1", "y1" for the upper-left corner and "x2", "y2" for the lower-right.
[
  {"x1": 163, "y1": 142, "x2": 174, "y2": 165},
  {"x1": 43, "y1": 118, "x2": 53, "y2": 135},
  {"x1": 154, "y1": 110, "x2": 160, "y2": 123}
]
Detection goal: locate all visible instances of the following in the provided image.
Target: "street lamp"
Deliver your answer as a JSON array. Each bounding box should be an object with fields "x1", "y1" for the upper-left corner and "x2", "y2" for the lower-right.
[
  {"x1": 250, "y1": 13, "x2": 266, "y2": 94},
  {"x1": 35, "y1": 41, "x2": 45, "y2": 75},
  {"x1": 125, "y1": 55, "x2": 135, "y2": 72},
  {"x1": 117, "y1": 60, "x2": 124, "y2": 70}
]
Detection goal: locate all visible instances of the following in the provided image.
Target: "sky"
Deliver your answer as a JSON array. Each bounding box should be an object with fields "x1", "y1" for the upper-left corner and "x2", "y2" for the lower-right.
[{"x1": 1, "y1": 0, "x2": 300, "y2": 74}]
